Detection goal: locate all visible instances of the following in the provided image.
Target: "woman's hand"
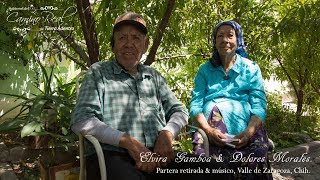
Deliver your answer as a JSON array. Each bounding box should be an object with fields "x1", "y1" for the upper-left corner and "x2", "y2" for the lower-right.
[
  {"x1": 234, "y1": 131, "x2": 251, "y2": 149},
  {"x1": 193, "y1": 113, "x2": 227, "y2": 146},
  {"x1": 233, "y1": 115, "x2": 262, "y2": 149},
  {"x1": 204, "y1": 127, "x2": 227, "y2": 147}
]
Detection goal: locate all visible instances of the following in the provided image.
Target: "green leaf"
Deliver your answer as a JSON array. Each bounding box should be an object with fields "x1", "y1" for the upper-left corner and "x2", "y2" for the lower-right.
[
  {"x1": 61, "y1": 127, "x2": 68, "y2": 135},
  {"x1": 27, "y1": 96, "x2": 47, "y2": 122},
  {"x1": 0, "y1": 118, "x2": 26, "y2": 132},
  {"x1": 21, "y1": 121, "x2": 44, "y2": 138},
  {"x1": 0, "y1": 97, "x2": 32, "y2": 123},
  {"x1": 0, "y1": 92, "x2": 29, "y2": 100}
]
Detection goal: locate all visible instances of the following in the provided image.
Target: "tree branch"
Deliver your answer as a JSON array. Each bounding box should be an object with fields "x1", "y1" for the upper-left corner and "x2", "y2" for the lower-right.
[
  {"x1": 76, "y1": 0, "x2": 100, "y2": 66},
  {"x1": 275, "y1": 55, "x2": 299, "y2": 98},
  {"x1": 144, "y1": 0, "x2": 175, "y2": 66},
  {"x1": 53, "y1": 44, "x2": 87, "y2": 69},
  {"x1": 157, "y1": 53, "x2": 211, "y2": 61},
  {"x1": 309, "y1": 81, "x2": 320, "y2": 96},
  {"x1": 56, "y1": 30, "x2": 91, "y2": 66}
]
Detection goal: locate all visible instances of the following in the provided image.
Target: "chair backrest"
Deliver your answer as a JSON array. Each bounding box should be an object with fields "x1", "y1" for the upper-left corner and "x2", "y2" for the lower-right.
[{"x1": 76, "y1": 71, "x2": 87, "y2": 180}]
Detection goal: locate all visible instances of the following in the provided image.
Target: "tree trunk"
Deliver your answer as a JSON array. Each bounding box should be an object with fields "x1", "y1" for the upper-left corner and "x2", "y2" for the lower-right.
[
  {"x1": 144, "y1": 0, "x2": 175, "y2": 65},
  {"x1": 76, "y1": 0, "x2": 100, "y2": 66},
  {"x1": 295, "y1": 89, "x2": 304, "y2": 131},
  {"x1": 275, "y1": 56, "x2": 308, "y2": 131}
]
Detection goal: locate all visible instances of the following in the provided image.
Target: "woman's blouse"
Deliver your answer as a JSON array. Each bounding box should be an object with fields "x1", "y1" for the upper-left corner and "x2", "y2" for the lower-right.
[{"x1": 190, "y1": 54, "x2": 267, "y2": 135}]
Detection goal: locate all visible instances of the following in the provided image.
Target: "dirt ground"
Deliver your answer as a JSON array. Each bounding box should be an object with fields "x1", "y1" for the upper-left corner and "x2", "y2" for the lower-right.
[{"x1": 270, "y1": 141, "x2": 320, "y2": 180}]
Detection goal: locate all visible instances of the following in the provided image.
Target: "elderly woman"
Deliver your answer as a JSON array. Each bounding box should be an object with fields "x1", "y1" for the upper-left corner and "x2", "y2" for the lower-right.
[{"x1": 190, "y1": 20, "x2": 272, "y2": 179}]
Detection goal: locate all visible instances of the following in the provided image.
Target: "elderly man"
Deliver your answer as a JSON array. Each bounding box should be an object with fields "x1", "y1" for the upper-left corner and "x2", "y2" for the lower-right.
[{"x1": 71, "y1": 12, "x2": 188, "y2": 180}]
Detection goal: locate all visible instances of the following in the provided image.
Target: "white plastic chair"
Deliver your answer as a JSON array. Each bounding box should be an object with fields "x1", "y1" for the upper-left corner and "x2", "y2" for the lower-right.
[
  {"x1": 76, "y1": 71, "x2": 107, "y2": 180},
  {"x1": 186, "y1": 125, "x2": 209, "y2": 157}
]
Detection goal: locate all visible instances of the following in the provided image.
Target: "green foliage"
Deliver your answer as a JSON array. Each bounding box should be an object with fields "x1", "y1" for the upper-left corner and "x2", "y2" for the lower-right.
[
  {"x1": 173, "y1": 136, "x2": 193, "y2": 154},
  {"x1": 153, "y1": 56, "x2": 206, "y2": 109},
  {"x1": 265, "y1": 92, "x2": 295, "y2": 130},
  {"x1": 14, "y1": 161, "x2": 40, "y2": 180},
  {"x1": 265, "y1": 92, "x2": 299, "y2": 148},
  {"x1": 265, "y1": 91, "x2": 320, "y2": 149},
  {"x1": 174, "y1": 128, "x2": 194, "y2": 154},
  {"x1": 0, "y1": 60, "x2": 77, "y2": 148},
  {"x1": 269, "y1": 0, "x2": 320, "y2": 130}
]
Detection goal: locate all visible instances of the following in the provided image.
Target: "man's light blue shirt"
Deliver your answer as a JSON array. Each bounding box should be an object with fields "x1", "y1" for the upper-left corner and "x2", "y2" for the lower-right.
[
  {"x1": 71, "y1": 60, "x2": 188, "y2": 155},
  {"x1": 190, "y1": 54, "x2": 267, "y2": 135}
]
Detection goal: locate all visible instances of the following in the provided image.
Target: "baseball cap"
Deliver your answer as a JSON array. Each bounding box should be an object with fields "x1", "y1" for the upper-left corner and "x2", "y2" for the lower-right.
[{"x1": 113, "y1": 12, "x2": 147, "y2": 34}]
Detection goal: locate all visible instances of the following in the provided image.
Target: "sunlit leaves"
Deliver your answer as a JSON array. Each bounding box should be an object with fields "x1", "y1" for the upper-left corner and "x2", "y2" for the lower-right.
[{"x1": 269, "y1": 0, "x2": 320, "y2": 129}]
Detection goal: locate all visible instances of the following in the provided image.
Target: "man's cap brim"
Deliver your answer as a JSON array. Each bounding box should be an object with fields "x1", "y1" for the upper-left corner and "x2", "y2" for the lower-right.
[{"x1": 113, "y1": 20, "x2": 148, "y2": 34}]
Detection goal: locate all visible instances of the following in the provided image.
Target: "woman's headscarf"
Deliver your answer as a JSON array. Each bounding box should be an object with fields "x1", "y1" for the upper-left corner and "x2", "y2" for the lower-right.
[{"x1": 211, "y1": 20, "x2": 248, "y2": 67}]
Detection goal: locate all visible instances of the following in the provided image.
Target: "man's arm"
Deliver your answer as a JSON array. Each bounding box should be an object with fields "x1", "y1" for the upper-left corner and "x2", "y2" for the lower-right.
[
  {"x1": 71, "y1": 63, "x2": 105, "y2": 128},
  {"x1": 71, "y1": 65, "x2": 122, "y2": 145},
  {"x1": 155, "y1": 73, "x2": 189, "y2": 131},
  {"x1": 72, "y1": 117, "x2": 157, "y2": 173},
  {"x1": 154, "y1": 112, "x2": 188, "y2": 166},
  {"x1": 162, "y1": 112, "x2": 189, "y2": 138},
  {"x1": 153, "y1": 72, "x2": 189, "y2": 165},
  {"x1": 71, "y1": 117, "x2": 124, "y2": 146}
]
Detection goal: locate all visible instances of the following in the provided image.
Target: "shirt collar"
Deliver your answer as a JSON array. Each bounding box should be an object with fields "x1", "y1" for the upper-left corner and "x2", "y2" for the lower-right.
[
  {"x1": 112, "y1": 59, "x2": 125, "y2": 74},
  {"x1": 112, "y1": 59, "x2": 153, "y2": 79},
  {"x1": 112, "y1": 59, "x2": 142, "y2": 75},
  {"x1": 231, "y1": 54, "x2": 242, "y2": 74},
  {"x1": 138, "y1": 63, "x2": 153, "y2": 80},
  {"x1": 209, "y1": 53, "x2": 242, "y2": 74}
]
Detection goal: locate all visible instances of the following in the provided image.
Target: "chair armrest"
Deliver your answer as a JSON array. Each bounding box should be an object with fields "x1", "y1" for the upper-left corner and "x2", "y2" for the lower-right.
[
  {"x1": 186, "y1": 125, "x2": 209, "y2": 157},
  {"x1": 79, "y1": 134, "x2": 107, "y2": 180},
  {"x1": 79, "y1": 135, "x2": 85, "y2": 180},
  {"x1": 84, "y1": 135, "x2": 107, "y2": 180}
]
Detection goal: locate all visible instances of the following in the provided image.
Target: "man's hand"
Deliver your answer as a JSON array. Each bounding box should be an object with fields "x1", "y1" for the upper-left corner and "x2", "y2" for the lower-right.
[
  {"x1": 153, "y1": 130, "x2": 175, "y2": 167},
  {"x1": 119, "y1": 133, "x2": 157, "y2": 173}
]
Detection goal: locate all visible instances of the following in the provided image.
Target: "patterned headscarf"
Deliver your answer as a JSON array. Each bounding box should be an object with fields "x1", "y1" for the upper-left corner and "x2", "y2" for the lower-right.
[{"x1": 211, "y1": 20, "x2": 248, "y2": 67}]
